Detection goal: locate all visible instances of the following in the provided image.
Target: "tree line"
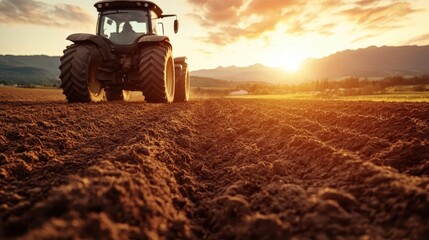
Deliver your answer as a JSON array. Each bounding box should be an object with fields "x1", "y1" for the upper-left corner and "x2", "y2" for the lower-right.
[{"x1": 235, "y1": 75, "x2": 429, "y2": 95}]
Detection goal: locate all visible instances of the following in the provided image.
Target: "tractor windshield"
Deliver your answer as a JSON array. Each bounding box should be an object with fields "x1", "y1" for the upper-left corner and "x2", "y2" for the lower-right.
[{"x1": 99, "y1": 10, "x2": 149, "y2": 45}]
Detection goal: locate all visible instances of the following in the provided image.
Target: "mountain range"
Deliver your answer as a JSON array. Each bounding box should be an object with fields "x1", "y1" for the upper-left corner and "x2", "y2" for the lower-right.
[
  {"x1": 1, "y1": 45, "x2": 429, "y2": 86},
  {"x1": 303, "y1": 45, "x2": 429, "y2": 79},
  {"x1": 0, "y1": 55, "x2": 60, "y2": 86},
  {"x1": 192, "y1": 45, "x2": 429, "y2": 83},
  {"x1": 191, "y1": 64, "x2": 291, "y2": 83}
]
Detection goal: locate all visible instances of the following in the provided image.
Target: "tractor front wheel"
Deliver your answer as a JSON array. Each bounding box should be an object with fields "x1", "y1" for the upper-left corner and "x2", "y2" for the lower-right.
[{"x1": 139, "y1": 45, "x2": 175, "y2": 103}]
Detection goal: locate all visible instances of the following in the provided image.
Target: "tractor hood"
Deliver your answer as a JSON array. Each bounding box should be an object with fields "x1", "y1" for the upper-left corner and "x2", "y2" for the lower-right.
[{"x1": 94, "y1": 0, "x2": 163, "y2": 16}]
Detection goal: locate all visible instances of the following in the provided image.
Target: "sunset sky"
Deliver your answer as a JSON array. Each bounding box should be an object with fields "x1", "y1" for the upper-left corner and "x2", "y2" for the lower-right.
[{"x1": 0, "y1": 0, "x2": 428, "y2": 71}]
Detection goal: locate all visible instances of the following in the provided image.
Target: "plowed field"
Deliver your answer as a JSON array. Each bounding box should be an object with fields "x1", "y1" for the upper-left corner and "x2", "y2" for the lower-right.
[{"x1": 1, "y1": 87, "x2": 428, "y2": 239}]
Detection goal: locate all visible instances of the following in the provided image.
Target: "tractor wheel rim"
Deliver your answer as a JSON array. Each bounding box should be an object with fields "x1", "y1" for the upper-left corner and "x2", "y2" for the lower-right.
[
  {"x1": 123, "y1": 90, "x2": 131, "y2": 101},
  {"x1": 88, "y1": 60, "x2": 102, "y2": 98},
  {"x1": 185, "y1": 72, "x2": 190, "y2": 100},
  {"x1": 166, "y1": 58, "x2": 174, "y2": 101}
]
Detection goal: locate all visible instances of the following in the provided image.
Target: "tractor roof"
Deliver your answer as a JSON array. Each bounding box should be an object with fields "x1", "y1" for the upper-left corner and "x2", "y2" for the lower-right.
[{"x1": 94, "y1": 0, "x2": 163, "y2": 16}]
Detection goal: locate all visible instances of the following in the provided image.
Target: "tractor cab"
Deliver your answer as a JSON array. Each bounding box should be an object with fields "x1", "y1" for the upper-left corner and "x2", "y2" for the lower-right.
[{"x1": 94, "y1": 0, "x2": 177, "y2": 45}]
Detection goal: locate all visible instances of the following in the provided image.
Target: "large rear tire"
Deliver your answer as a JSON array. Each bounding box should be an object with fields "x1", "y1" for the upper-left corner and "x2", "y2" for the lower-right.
[
  {"x1": 59, "y1": 44, "x2": 104, "y2": 103},
  {"x1": 174, "y1": 63, "x2": 190, "y2": 102},
  {"x1": 106, "y1": 90, "x2": 131, "y2": 101},
  {"x1": 139, "y1": 45, "x2": 175, "y2": 103}
]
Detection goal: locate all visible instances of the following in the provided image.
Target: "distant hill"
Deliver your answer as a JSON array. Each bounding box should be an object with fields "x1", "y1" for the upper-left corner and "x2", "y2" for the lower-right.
[
  {"x1": 303, "y1": 45, "x2": 429, "y2": 79},
  {"x1": 191, "y1": 64, "x2": 294, "y2": 83},
  {"x1": 0, "y1": 55, "x2": 60, "y2": 86},
  {"x1": 192, "y1": 45, "x2": 429, "y2": 83}
]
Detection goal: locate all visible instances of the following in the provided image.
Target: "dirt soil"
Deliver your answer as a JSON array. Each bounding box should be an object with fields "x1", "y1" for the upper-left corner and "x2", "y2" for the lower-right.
[{"x1": 0, "y1": 87, "x2": 428, "y2": 240}]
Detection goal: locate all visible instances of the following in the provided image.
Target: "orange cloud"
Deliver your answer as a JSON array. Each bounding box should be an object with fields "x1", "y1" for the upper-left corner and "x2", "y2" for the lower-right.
[
  {"x1": 187, "y1": 0, "x2": 419, "y2": 46},
  {"x1": 352, "y1": 33, "x2": 377, "y2": 43},
  {"x1": 405, "y1": 33, "x2": 429, "y2": 45},
  {"x1": 188, "y1": 0, "x2": 307, "y2": 45},
  {"x1": 317, "y1": 23, "x2": 337, "y2": 36},
  {"x1": 354, "y1": 0, "x2": 378, "y2": 6},
  {"x1": 244, "y1": 0, "x2": 304, "y2": 15},
  {"x1": 0, "y1": 0, "x2": 92, "y2": 27},
  {"x1": 320, "y1": 0, "x2": 345, "y2": 10},
  {"x1": 187, "y1": 0, "x2": 245, "y2": 25},
  {"x1": 341, "y1": 2, "x2": 416, "y2": 29}
]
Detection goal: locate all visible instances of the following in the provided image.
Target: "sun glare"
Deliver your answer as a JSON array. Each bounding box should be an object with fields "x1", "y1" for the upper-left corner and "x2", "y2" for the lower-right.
[
  {"x1": 281, "y1": 55, "x2": 305, "y2": 72},
  {"x1": 264, "y1": 53, "x2": 305, "y2": 73}
]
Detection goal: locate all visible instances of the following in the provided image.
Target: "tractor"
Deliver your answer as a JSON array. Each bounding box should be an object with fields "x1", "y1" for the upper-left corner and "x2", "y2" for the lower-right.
[{"x1": 59, "y1": 0, "x2": 190, "y2": 103}]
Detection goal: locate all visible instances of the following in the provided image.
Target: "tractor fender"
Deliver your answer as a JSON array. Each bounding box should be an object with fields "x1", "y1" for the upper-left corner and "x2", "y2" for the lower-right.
[
  {"x1": 174, "y1": 57, "x2": 188, "y2": 79},
  {"x1": 138, "y1": 35, "x2": 172, "y2": 48},
  {"x1": 174, "y1": 56, "x2": 187, "y2": 65},
  {"x1": 66, "y1": 34, "x2": 113, "y2": 60}
]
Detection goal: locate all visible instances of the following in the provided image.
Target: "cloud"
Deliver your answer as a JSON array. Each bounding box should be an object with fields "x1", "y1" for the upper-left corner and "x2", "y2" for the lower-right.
[
  {"x1": 352, "y1": 33, "x2": 376, "y2": 43},
  {"x1": 187, "y1": 0, "x2": 245, "y2": 25},
  {"x1": 186, "y1": 0, "x2": 419, "y2": 46},
  {"x1": 187, "y1": 0, "x2": 307, "y2": 45},
  {"x1": 244, "y1": 0, "x2": 304, "y2": 16},
  {"x1": 341, "y1": 2, "x2": 416, "y2": 30},
  {"x1": 405, "y1": 33, "x2": 429, "y2": 45},
  {"x1": 317, "y1": 23, "x2": 337, "y2": 36},
  {"x1": 354, "y1": 0, "x2": 378, "y2": 6},
  {"x1": 0, "y1": 0, "x2": 93, "y2": 28},
  {"x1": 320, "y1": 0, "x2": 345, "y2": 10}
]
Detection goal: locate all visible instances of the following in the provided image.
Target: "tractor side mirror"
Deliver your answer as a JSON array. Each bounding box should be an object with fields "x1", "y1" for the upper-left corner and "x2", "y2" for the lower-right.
[{"x1": 174, "y1": 19, "x2": 179, "y2": 34}]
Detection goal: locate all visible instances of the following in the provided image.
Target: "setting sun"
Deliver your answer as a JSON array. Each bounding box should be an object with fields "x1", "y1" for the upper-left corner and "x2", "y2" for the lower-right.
[
  {"x1": 264, "y1": 53, "x2": 305, "y2": 73},
  {"x1": 282, "y1": 56, "x2": 304, "y2": 72}
]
